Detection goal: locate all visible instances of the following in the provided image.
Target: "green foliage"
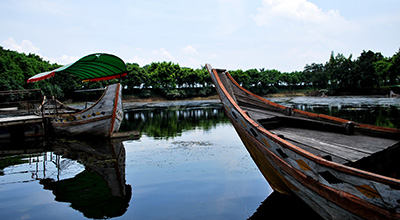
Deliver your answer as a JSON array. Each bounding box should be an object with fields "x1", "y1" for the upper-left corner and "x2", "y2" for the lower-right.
[
  {"x1": 302, "y1": 50, "x2": 399, "y2": 94},
  {"x1": 1, "y1": 46, "x2": 399, "y2": 99},
  {"x1": 0, "y1": 46, "x2": 78, "y2": 99},
  {"x1": 121, "y1": 62, "x2": 214, "y2": 99},
  {"x1": 0, "y1": 48, "x2": 215, "y2": 100},
  {"x1": 0, "y1": 46, "x2": 53, "y2": 91},
  {"x1": 389, "y1": 50, "x2": 400, "y2": 85}
]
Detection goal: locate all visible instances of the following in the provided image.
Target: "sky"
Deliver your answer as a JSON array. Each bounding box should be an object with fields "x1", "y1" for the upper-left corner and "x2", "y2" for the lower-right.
[{"x1": 1, "y1": 0, "x2": 399, "y2": 72}]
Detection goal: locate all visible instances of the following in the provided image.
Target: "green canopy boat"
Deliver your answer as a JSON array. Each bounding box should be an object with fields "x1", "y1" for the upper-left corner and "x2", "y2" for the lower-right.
[
  {"x1": 27, "y1": 53, "x2": 127, "y2": 83},
  {"x1": 28, "y1": 53, "x2": 127, "y2": 137}
]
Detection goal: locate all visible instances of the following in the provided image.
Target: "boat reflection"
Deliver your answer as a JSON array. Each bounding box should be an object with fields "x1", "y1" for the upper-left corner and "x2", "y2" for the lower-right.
[{"x1": 0, "y1": 138, "x2": 132, "y2": 219}]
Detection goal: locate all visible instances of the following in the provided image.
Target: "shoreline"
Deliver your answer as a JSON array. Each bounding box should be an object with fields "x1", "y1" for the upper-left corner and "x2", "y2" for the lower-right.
[{"x1": 121, "y1": 91, "x2": 309, "y2": 103}]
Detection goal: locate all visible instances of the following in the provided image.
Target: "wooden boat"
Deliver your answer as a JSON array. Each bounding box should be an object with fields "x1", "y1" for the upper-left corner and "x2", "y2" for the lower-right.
[
  {"x1": 27, "y1": 53, "x2": 127, "y2": 137},
  {"x1": 206, "y1": 64, "x2": 400, "y2": 220},
  {"x1": 390, "y1": 90, "x2": 400, "y2": 98},
  {"x1": 38, "y1": 83, "x2": 123, "y2": 137}
]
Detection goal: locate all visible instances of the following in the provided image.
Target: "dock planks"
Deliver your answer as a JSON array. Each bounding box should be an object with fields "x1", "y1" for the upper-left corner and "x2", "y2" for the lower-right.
[{"x1": 0, "y1": 115, "x2": 43, "y2": 127}]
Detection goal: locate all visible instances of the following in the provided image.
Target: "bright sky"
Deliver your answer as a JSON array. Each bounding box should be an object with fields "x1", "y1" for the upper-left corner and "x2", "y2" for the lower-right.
[{"x1": 1, "y1": 0, "x2": 399, "y2": 72}]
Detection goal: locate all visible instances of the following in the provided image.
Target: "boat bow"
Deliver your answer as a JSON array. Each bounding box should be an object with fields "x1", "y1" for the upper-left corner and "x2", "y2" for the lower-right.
[{"x1": 206, "y1": 63, "x2": 400, "y2": 220}]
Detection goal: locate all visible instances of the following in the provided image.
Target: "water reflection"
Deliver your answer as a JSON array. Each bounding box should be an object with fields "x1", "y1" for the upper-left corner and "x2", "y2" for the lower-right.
[
  {"x1": 1, "y1": 98, "x2": 398, "y2": 219},
  {"x1": 0, "y1": 138, "x2": 131, "y2": 219},
  {"x1": 120, "y1": 106, "x2": 229, "y2": 139},
  {"x1": 270, "y1": 96, "x2": 400, "y2": 128}
]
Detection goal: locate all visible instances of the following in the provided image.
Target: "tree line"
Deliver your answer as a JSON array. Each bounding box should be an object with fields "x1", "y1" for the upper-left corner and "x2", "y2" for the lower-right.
[
  {"x1": 1, "y1": 46, "x2": 399, "y2": 101},
  {"x1": 230, "y1": 50, "x2": 400, "y2": 95}
]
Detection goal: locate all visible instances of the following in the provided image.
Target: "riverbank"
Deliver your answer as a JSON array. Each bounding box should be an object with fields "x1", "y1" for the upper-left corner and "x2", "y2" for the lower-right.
[
  {"x1": 121, "y1": 90, "x2": 308, "y2": 104},
  {"x1": 121, "y1": 87, "x2": 394, "y2": 104}
]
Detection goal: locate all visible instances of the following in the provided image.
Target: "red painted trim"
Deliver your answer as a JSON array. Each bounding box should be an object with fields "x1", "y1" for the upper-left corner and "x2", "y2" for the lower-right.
[
  {"x1": 27, "y1": 71, "x2": 55, "y2": 83},
  {"x1": 83, "y1": 73, "x2": 127, "y2": 82},
  {"x1": 109, "y1": 83, "x2": 120, "y2": 136}
]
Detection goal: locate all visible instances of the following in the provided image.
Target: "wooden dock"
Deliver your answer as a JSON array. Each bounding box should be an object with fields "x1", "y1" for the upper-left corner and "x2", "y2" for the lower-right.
[
  {"x1": 0, "y1": 115, "x2": 45, "y2": 139},
  {"x1": 111, "y1": 130, "x2": 140, "y2": 140},
  {"x1": 0, "y1": 115, "x2": 141, "y2": 140},
  {"x1": 0, "y1": 115, "x2": 43, "y2": 127}
]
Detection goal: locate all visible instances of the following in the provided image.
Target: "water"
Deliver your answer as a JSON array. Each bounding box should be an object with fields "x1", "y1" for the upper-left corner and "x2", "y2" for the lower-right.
[
  {"x1": 0, "y1": 97, "x2": 398, "y2": 220},
  {"x1": 269, "y1": 96, "x2": 400, "y2": 128}
]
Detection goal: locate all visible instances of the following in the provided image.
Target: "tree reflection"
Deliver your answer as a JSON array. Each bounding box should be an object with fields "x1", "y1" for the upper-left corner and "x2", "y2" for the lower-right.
[
  {"x1": 290, "y1": 104, "x2": 399, "y2": 129},
  {"x1": 120, "y1": 107, "x2": 229, "y2": 139}
]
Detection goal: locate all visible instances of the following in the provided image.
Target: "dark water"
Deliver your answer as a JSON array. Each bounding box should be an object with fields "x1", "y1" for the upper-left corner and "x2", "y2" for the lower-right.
[{"x1": 0, "y1": 97, "x2": 398, "y2": 220}]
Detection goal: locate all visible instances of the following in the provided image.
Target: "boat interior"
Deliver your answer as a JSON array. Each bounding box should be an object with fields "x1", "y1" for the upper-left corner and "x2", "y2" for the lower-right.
[
  {"x1": 217, "y1": 69, "x2": 400, "y2": 179},
  {"x1": 37, "y1": 96, "x2": 80, "y2": 116}
]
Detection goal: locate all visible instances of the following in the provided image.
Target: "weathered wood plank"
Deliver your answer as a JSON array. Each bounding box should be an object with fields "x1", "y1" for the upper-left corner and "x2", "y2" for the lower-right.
[
  {"x1": 273, "y1": 128, "x2": 370, "y2": 163},
  {"x1": 0, "y1": 115, "x2": 43, "y2": 126},
  {"x1": 111, "y1": 130, "x2": 140, "y2": 139}
]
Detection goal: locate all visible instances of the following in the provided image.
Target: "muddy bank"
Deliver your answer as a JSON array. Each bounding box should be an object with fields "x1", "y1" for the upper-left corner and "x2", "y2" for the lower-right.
[{"x1": 123, "y1": 99, "x2": 222, "y2": 110}]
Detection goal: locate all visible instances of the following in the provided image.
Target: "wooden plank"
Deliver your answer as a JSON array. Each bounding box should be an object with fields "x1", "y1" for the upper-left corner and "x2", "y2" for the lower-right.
[
  {"x1": 0, "y1": 107, "x2": 18, "y2": 111},
  {"x1": 0, "y1": 115, "x2": 43, "y2": 126},
  {"x1": 111, "y1": 130, "x2": 140, "y2": 139},
  {"x1": 274, "y1": 129, "x2": 368, "y2": 163},
  {"x1": 270, "y1": 127, "x2": 398, "y2": 163},
  {"x1": 242, "y1": 106, "x2": 283, "y2": 120}
]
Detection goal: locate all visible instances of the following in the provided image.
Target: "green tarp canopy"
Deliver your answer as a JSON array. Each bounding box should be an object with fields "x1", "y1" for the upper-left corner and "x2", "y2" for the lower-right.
[{"x1": 27, "y1": 53, "x2": 127, "y2": 83}]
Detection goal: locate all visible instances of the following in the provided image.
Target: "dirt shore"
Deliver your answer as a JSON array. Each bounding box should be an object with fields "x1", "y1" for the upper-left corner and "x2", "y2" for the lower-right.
[
  {"x1": 122, "y1": 94, "x2": 221, "y2": 103},
  {"x1": 122, "y1": 91, "x2": 308, "y2": 103}
]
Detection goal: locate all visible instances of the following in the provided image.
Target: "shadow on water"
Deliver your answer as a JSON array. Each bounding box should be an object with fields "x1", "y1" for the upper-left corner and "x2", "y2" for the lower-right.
[
  {"x1": 0, "y1": 138, "x2": 131, "y2": 219},
  {"x1": 249, "y1": 192, "x2": 322, "y2": 220}
]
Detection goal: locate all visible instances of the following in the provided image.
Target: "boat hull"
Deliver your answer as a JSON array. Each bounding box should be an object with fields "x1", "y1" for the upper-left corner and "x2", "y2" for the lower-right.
[
  {"x1": 49, "y1": 83, "x2": 123, "y2": 137},
  {"x1": 206, "y1": 64, "x2": 400, "y2": 220},
  {"x1": 231, "y1": 118, "x2": 365, "y2": 219}
]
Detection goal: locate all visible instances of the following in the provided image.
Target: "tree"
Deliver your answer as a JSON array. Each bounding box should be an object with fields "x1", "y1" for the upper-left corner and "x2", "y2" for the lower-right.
[
  {"x1": 229, "y1": 69, "x2": 251, "y2": 89},
  {"x1": 324, "y1": 52, "x2": 354, "y2": 90},
  {"x1": 123, "y1": 63, "x2": 150, "y2": 91},
  {"x1": 303, "y1": 63, "x2": 325, "y2": 90},
  {"x1": 374, "y1": 58, "x2": 391, "y2": 87},
  {"x1": 182, "y1": 68, "x2": 203, "y2": 88},
  {"x1": 388, "y1": 50, "x2": 400, "y2": 85},
  {"x1": 354, "y1": 50, "x2": 383, "y2": 89},
  {"x1": 147, "y1": 61, "x2": 180, "y2": 89}
]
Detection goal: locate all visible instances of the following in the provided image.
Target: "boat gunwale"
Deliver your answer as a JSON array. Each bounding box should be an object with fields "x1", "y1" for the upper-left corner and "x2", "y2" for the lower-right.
[
  {"x1": 41, "y1": 84, "x2": 110, "y2": 118},
  {"x1": 206, "y1": 64, "x2": 400, "y2": 187},
  {"x1": 225, "y1": 69, "x2": 400, "y2": 135},
  {"x1": 45, "y1": 83, "x2": 119, "y2": 121},
  {"x1": 71, "y1": 84, "x2": 111, "y2": 117},
  {"x1": 51, "y1": 115, "x2": 112, "y2": 127}
]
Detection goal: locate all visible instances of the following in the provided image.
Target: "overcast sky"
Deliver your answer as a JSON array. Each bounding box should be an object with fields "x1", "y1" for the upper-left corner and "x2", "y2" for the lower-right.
[{"x1": 1, "y1": 0, "x2": 399, "y2": 72}]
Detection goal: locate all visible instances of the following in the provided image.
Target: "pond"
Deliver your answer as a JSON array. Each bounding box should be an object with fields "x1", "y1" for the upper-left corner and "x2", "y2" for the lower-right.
[{"x1": 0, "y1": 97, "x2": 398, "y2": 220}]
